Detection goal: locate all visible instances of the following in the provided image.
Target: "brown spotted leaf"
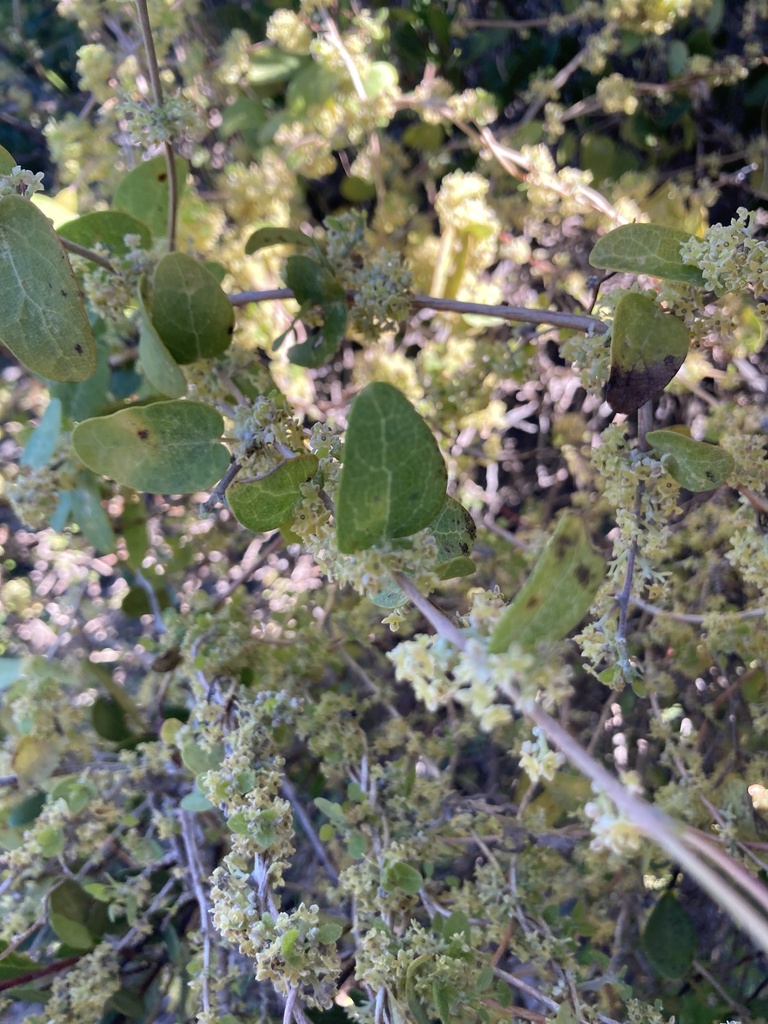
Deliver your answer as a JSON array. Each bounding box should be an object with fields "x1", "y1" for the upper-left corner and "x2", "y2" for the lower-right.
[{"x1": 488, "y1": 514, "x2": 604, "y2": 654}]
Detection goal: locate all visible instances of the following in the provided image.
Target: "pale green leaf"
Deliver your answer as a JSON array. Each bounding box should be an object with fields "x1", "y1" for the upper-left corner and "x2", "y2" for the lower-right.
[
  {"x1": 336, "y1": 382, "x2": 448, "y2": 553},
  {"x1": 0, "y1": 196, "x2": 96, "y2": 381},
  {"x1": 137, "y1": 276, "x2": 186, "y2": 398},
  {"x1": 21, "y1": 397, "x2": 62, "y2": 468},
  {"x1": 226, "y1": 453, "x2": 318, "y2": 533},
  {"x1": 58, "y1": 211, "x2": 150, "y2": 256},
  {"x1": 589, "y1": 223, "x2": 704, "y2": 285},
  {"x1": 606, "y1": 292, "x2": 689, "y2": 415},
  {"x1": 113, "y1": 154, "x2": 188, "y2": 239},
  {"x1": 363, "y1": 61, "x2": 399, "y2": 99},
  {"x1": 382, "y1": 861, "x2": 423, "y2": 895},
  {"x1": 50, "y1": 332, "x2": 110, "y2": 420},
  {"x1": 72, "y1": 400, "x2": 230, "y2": 494},
  {"x1": 151, "y1": 253, "x2": 235, "y2": 364},
  {"x1": 489, "y1": 514, "x2": 604, "y2": 654},
  {"x1": 0, "y1": 146, "x2": 16, "y2": 174},
  {"x1": 646, "y1": 429, "x2": 734, "y2": 491}
]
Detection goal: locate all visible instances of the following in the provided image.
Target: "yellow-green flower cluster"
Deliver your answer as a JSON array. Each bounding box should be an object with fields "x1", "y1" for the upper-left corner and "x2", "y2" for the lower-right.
[
  {"x1": 584, "y1": 774, "x2": 644, "y2": 857},
  {"x1": 680, "y1": 206, "x2": 768, "y2": 297}
]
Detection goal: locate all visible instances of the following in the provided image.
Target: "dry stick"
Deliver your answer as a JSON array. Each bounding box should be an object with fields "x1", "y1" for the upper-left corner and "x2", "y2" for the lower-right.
[
  {"x1": 392, "y1": 573, "x2": 768, "y2": 957},
  {"x1": 280, "y1": 776, "x2": 340, "y2": 886},
  {"x1": 228, "y1": 289, "x2": 607, "y2": 336},
  {"x1": 133, "y1": 0, "x2": 178, "y2": 252}
]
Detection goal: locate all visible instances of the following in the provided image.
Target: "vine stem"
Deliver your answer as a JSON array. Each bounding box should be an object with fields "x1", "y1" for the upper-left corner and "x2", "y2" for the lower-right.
[
  {"x1": 394, "y1": 575, "x2": 768, "y2": 957},
  {"x1": 133, "y1": 0, "x2": 178, "y2": 251},
  {"x1": 228, "y1": 289, "x2": 607, "y2": 336}
]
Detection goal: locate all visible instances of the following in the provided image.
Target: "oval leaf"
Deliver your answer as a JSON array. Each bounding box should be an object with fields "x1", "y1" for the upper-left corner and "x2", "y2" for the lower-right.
[
  {"x1": 0, "y1": 196, "x2": 96, "y2": 381},
  {"x1": 114, "y1": 154, "x2": 188, "y2": 239},
  {"x1": 606, "y1": 292, "x2": 689, "y2": 415},
  {"x1": 245, "y1": 226, "x2": 315, "y2": 254},
  {"x1": 137, "y1": 276, "x2": 186, "y2": 398},
  {"x1": 590, "y1": 223, "x2": 705, "y2": 285},
  {"x1": 646, "y1": 429, "x2": 734, "y2": 492},
  {"x1": 336, "y1": 382, "x2": 448, "y2": 553},
  {"x1": 71, "y1": 475, "x2": 117, "y2": 553},
  {"x1": 381, "y1": 861, "x2": 423, "y2": 895},
  {"x1": 72, "y1": 400, "x2": 230, "y2": 494},
  {"x1": 489, "y1": 514, "x2": 604, "y2": 654},
  {"x1": 641, "y1": 892, "x2": 697, "y2": 979},
  {"x1": 227, "y1": 453, "x2": 318, "y2": 532},
  {"x1": 288, "y1": 300, "x2": 347, "y2": 368},
  {"x1": 429, "y1": 496, "x2": 476, "y2": 562},
  {"x1": 58, "y1": 211, "x2": 150, "y2": 256},
  {"x1": 151, "y1": 253, "x2": 235, "y2": 364}
]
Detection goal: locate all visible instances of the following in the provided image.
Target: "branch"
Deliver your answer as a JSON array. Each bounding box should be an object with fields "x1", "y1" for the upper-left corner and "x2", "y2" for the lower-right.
[
  {"x1": 179, "y1": 812, "x2": 213, "y2": 1017},
  {"x1": 395, "y1": 576, "x2": 768, "y2": 957},
  {"x1": 59, "y1": 236, "x2": 116, "y2": 273},
  {"x1": 228, "y1": 289, "x2": 607, "y2": 336}
]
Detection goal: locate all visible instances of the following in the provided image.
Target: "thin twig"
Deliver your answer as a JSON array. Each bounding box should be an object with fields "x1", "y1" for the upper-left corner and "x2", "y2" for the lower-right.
[
  {"x1": 201, "y1": 457, "x2": 242, "y2": 513},
  {"x1": 58, "y1": 236, "x2": 116, "y2": 273},
  {"x1": 228, "y1": 289, "x2": 607, "y2": 336},
  {"x1": 281, "y1": 776, "x2": 340, "y2": 886},
  {"x1": 134, "y1": 568, "x2": 168, "y2": 636},
  {"x1": 133, "y1": 0, "x2": 178, "y2": 251},
  {"x1": 628, "y1": 595, "x2": 767, "y2": 624},
  {"x1": 179, "y1": 812, "x2": 212, "y2": 1017}
]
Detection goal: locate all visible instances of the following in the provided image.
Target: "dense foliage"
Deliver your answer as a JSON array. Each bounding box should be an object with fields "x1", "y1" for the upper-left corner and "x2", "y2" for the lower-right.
[{"x1": 2, "y1": 1, "x2": 768, "y2": 1023}]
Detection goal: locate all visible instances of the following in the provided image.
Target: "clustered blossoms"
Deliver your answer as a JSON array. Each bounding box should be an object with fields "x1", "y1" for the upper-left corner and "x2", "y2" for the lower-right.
[
  {"x1": 23, "y1": 942, "x2": 120, "y2": 1024},
  {"x1": 680, "y1": 206, "x2": 768, "y2": 299},
  {"x1": 584, "y1": 773, "x2": 644, "y2": 856},
  {"x1": 0, "y1": 165, "x2": 45, "y2": 199},
  {"x1": 518, "y1": 727, "x2": 565, "y2": 784},
  {"x1": 229, "y1": 393, "x2": 305, "y2": 473},
  {"x1": 324, "y1": 211, "x2": 414, "y2": 334},
  {"x1": 116, "y1": 90, "x2": 200, "y2": 147},
  {"x1": 388, "y1": 588, "x2": 574, "y2": 730}
]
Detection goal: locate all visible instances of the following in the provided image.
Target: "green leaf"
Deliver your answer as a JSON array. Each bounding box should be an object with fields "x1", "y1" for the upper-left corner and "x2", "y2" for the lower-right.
[
  {"x1": 247, "y1": 49, "x2": 305, "y2": 86},
  {"x1": 49, "y1": 914, "x2": 93, "y2": 950},
  {"x1": 489, "y1": 514, "x2": 604, "y2": 654},
  {"x1": 606, "y1": 292, "x2": 689, "y2": 415},
  {"x1": 336, "y1": 382, "x2": 448, "y2": 553},
  {"x1": 179, "y1": 738, "x2": 224, "y2": 775},
  {"x1": 0, "y1": 196, "x2": 96, "y2": 381},
  {"x1": 50, "y1": 332, "x2": 110, "y2": 420},
  {"x1": 281, "y1": 928, "x2": 301, "y2": 963},
  {"x1": 433, "y1": 981, "x2": 456, "y2": 1024},
  {"x1": 72, "y1": 400, "x2": 230, "y2": 494},
  {"x1": 151, "y1": 252, "x2": 235, "y2": 364},
  {"x1": 7, "y1": 791, "x2": 47, "y2": 828},
  {"x1": 589, "y1": 223, "x2": 705, "y2": 285},
  {"x1": 314, "y1": 797, "x2": 347, "y2": 825},
  {"x1": 429, "y1": 496, "x2": 476, "y2": 561},
  {"x1": 226, "y1": 453, "x2": 318, "y2": 533},
  {"x1": 285, "y1": 254, "x2": 344, "y2": 306},
  {"x1": 363, "y1": 61, "x2": 399, "y2": 99},
  {"x1": 317, "y1": 922, "x2": 343, "y2": 944},
  {"x1": 646, "y1": 429, "x2": 734, "y2": 491},
  {"x1": 48, "y1": 879, "x2": 104, "y2": 950},
  {"x1": 381, "y1": 861, "x2": 423, "y2": 895},
  {"x1": 288, "y1": 300, "x2": 347, "y2": 368},
  {"x1": 0, "y1": 146, "x2": 16, "y2": 175},
  {"x1": 0, "y1": 943, "x2": 41, "y2": 982},
  {"x1": 137, "y1": 276, "x2": 186, "y2": 398},
  {"x1": 0, "y1": 658, "x2": 23, "y2": 689},
  {"x1": 58, "y1": 211, "x2": 151, "y2": 256},
  {"x1": 92, "y1": 696, "x2": 131, "y2": 742},
  {"x1": 12, "y1": 735, "x2": 61, "y2": 786},
  {"x1": 114, "y1": 154, "x2": 188, "y2": 239},
  {"x1": 435, "y1": 555, "x2": 475, "y2": 581},
  {"x1": 71, "y1": 476, "x2": 117, "y2": 553},
  {"x1": 245, "y1": 226, "x2": 316, "y2": 254},
  {"x1": 641, "y1": 892, "x2": 697, "y2": 979},
  {"x1": 21, "y1": 398, "x2": 62, "y2": 469},
  {"x1": 180, "y1": 785, "x2": 215, "y2": 812}
]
